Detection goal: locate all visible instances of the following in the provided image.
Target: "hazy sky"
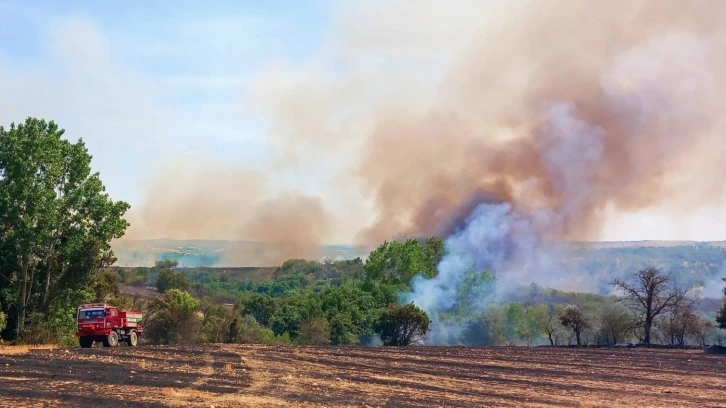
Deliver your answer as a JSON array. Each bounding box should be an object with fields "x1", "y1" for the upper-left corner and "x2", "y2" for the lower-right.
[
  {"x1": 1, "y1": 0, "x2": 724, "y2": 243},
  {"x1": 0, "y1": 0, "x2": 328, "y2": 202}
]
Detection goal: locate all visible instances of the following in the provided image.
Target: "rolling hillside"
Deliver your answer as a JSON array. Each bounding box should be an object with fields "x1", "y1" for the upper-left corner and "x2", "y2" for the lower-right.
[
  {"x1": 110, "y1": 239, "x2": 726, "y2": 297},
  {"x1": 110, "y1": 239, "x2": 372, "y2": 268}
]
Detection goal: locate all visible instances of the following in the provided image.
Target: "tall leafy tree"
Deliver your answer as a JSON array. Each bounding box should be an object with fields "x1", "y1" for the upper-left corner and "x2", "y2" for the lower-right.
[
  {"x1": 0, "y1": 117, "x2": 130, "y2": 340},
  {"x1": 364, "y1": 239, "x2": 439, "y2": 287}
]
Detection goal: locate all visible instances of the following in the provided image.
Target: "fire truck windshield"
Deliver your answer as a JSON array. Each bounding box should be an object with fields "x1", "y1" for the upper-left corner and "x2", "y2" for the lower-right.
[{"x1": 78, "y1": 309, "x2": 105, "y2": 319}]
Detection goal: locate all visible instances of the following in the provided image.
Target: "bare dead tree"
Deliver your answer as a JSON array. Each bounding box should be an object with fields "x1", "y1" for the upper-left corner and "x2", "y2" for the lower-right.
[{"x1": 612, "y1": 267, "x2": 692, "y2": 345}]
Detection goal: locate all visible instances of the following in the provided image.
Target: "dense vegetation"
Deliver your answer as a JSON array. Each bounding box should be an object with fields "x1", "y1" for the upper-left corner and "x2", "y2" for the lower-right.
[
  {"x1": 1, "y1": 117, "x2": 726, "y2": 349},
  {"x1": 0, "y1": 118, "x2": 130, "y2": 345},
  {"x1": 88, "y1": 253, "x2": 726, "y2": 348}
]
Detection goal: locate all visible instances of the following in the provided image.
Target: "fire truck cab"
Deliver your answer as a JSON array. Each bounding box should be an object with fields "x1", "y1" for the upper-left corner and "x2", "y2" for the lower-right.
[{"x1": 75, "y1": 303, "x2": 143, "y2": 348}]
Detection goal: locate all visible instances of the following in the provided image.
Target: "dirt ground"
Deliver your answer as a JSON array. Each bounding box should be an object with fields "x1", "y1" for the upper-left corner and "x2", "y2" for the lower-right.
[{"x1": 1, "y1": 344, "x2": 725, "y2": 408}]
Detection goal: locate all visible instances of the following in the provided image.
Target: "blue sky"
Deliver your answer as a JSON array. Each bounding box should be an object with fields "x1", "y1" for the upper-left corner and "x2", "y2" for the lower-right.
[
  {"x1": 0, "y1": 0, "x2": 480, "y2": 243},
  {"x1": 0, "y1": 0, "x2": 332, "y2": 203}
]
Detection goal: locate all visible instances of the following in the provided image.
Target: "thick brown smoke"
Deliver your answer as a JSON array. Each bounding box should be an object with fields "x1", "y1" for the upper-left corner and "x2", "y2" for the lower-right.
[
  {"x1": 123, "y1": 159, "x2": 333, "y2": 265},
  {"x1": 124, "y1": 0, "x2": 726, "y2": 261},
  {"x1": 350, "y1": 0, "x2": 726, "y2": 245}
]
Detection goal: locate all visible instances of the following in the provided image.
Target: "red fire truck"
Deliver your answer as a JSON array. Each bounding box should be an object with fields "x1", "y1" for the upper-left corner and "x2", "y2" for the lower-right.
[{"x1": 75, "y1": 303, "x2": 143, "y2": 348}]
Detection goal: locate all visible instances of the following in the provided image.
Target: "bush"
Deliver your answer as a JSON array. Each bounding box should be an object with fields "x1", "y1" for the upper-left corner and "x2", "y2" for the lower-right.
[
  {"x1": 273, "y1": 332, "x2": 293, "y2": 345},
  {"x1": 22, "y1": 311, "x2": 77, "y2": 347},
  {"x1": 156, "y1": 268, "x2": 190, "y2": 293},
  {"x1": 229, "y1": 315, "x2": 275, "y2": 344},
  {"x1": 295, "y1": 317, "x2": 331, "y2": 345},
  {"x1": 144, "y1": 289, "x2": 201, "y2": 345},
  {"x1": 199, "y1": 305, "x2": 234, "y2": 343}
]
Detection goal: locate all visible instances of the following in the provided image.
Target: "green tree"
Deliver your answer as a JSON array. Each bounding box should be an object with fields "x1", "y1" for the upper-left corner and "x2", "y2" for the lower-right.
[
  {"x1": 155, "y1": 259, "x2": 179, "y2": 270},
  {"x1": 558, "y1": 304, "x2": 590, "y2": 346},
  {"x1": 0, "y1": 308, "x2": 6, "y2": 335},
  {"x1": 534, "y1": 303, "x2": 568, "y2": 346},
  {"x1": 455, "y1": 269, "x2": 497, "y2": 315},
  {"x1": 270, "y1": 303, "x2": 303, "y2": 338},
  {"x1": 424, "y1": 236, "x2": 445, "y2": 267},
  {"x1": 375, "y1": 303, "x2": 430, "y2": 346},
  {"x1": 242, "y1": 293, "x2": 277, "y2": 327},
  {"x1": 716, "y1": 277, "x2": 726, "y2": 329},
  {"x1": 228, "y1": 315, "x2": 274, "y2": 344},
  {"x1": 516, "y1": 305, "x2": 546, "y2": 346},
  {"x1": 363, "y1": 239, "x2": 438, "y2": 288},
  {"x1": 91, "y1": 270, "x2": 121, "y2": 302},
  {"x1": 597, "y1": 304, "x2": 633, "y2": 345},
  {"x1": 199, "y1": 304, "x2": 234, "y2": 343},
  {"x1": 319, "y1": 284, "x2": 379, "y2": 344},
  {"x1": 296, "y1": 317, "x2": 331, "y2": 345},
  {"x1": 0, "y1": 117, "x2": 130, "y2": 340},
  {"x1": 144, "y1": 289, "x2": 201, "y2": 344},
  {"x1": 156, "y1": 268, "x2": 189, "y2": 293}
]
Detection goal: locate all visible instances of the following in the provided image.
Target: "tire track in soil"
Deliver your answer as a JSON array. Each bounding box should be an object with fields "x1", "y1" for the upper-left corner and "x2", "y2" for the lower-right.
[
  {"x1": 189, "y1": 351, "x2": 215, "y2": 389},
  {"x1": 231, "y1": 345, "x2": 726, "y2": 408},
  {"x1": 4, "y1": 344, "x2": 726, "y2": 407}
]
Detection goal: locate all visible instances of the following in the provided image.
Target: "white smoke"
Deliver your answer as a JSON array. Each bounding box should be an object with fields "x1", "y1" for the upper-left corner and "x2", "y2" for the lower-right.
[{"x1": 400, "y1": 202, "x2": 560, "y2": 345}]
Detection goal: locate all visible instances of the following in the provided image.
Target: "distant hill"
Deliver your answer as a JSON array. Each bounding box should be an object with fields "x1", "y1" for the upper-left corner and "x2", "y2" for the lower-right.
[
  {"x1": 537, "y1": 241, "x2": 726, "y2": 298},
  {"x1": 568, "y1": 240, "x2": 726, "y2": 249},
  {"x1": 110, "y1": 239, "x2": 372, "y2": 268},
  {"x1": 110, "y1": 239, "x2": 726, "y2": 298}
]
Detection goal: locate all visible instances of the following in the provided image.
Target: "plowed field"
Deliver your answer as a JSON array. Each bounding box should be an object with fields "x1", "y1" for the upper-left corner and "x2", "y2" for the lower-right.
[{"x1": 1, "y1": 344, "x2": 724, "y2": 407}]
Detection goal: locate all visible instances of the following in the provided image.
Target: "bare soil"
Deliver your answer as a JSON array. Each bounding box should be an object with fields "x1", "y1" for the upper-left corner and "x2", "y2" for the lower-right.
[{"x1": 1, "y1": 344, "x2": 725, "y2": 407}]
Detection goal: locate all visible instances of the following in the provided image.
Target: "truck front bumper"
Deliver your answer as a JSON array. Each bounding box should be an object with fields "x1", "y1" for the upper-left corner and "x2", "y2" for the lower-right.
[{"x1": 75, "y1": 329, "x2": 111, "y2": 337}]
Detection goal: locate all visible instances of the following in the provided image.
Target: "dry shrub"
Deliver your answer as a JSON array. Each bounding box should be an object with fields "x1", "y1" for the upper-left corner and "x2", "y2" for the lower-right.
[
  {"x1": 295, "y1": 318, "x2": 331, "y2": 345},
  {"x1": 0, "y1": 343, "x2": 57, "y2": 355}
]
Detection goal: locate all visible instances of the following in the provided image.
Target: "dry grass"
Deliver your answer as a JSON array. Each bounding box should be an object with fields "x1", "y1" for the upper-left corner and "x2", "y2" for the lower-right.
[
  {"x1": 0, "y1": 344, "x2": 57, "y2": 355},
  {"x1": 162, "y1": 387, "x2": 290, "y2": 408},
  {"x1": 161, "y1": 387, "x2": 182, "y2": 398}
]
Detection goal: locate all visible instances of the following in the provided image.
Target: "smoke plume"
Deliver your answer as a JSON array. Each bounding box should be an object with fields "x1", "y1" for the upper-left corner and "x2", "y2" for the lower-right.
[
  {"x1": 381, "y1": 0, "x2": 726, "y2": 343},
  {"x1": 123, "y1": 159, "x2": 334, "y2": 265},
  {"x1": 351, "y1": 0, "x2": 726, "y2": 246},
  {"x1": 125, "y1": 0, "x2": 726, "y2": 288}
]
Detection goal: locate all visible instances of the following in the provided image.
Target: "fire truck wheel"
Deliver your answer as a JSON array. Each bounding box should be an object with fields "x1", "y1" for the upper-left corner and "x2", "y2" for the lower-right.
[
  {"x1": 128, "y1": 330, "x2": 139, "y2": 347},
  {"x1": 79, "y1": 336, "x2": 94, "y2": 348},
  {"x1": 104, "y1": 331, "x2": 119, "y2": 347}
]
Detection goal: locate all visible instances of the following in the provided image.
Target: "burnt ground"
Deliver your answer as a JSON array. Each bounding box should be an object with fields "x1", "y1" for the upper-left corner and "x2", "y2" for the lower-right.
[{"x1": 1, "y1": 344, "x2": 725, "y2": 407}]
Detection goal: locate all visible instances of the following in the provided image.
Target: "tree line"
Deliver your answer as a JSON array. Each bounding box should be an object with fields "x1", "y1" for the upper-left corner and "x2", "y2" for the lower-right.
[
  {"x1": 87, "y1": 259, "x2": 724, "y2": 348},
  {"x1": 1, "y1": 117, "x2": 725, "y2": 348}
]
